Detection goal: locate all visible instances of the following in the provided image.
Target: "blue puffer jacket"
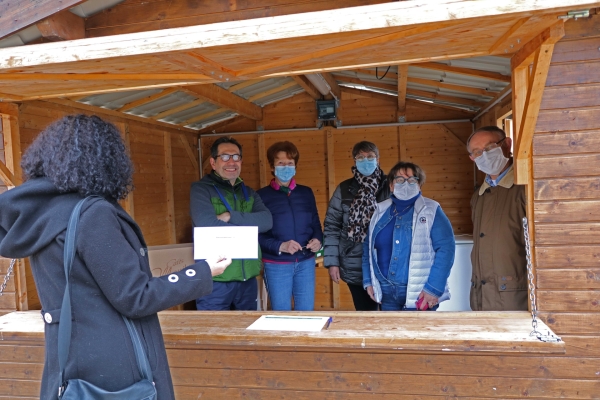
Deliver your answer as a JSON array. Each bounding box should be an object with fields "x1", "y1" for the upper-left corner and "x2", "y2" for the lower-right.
[{"x1": 257, "y1": 183, "x2": 323, "y2": 263}]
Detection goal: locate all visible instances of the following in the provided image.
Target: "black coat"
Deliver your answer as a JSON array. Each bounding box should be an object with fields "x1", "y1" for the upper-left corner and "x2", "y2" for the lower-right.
[
  {"x1": 323, "y1": 175, "x2": 390, "y2": 285},
  {"x1": 0, "y1": 178, "x2": 213, "y2": 400}
]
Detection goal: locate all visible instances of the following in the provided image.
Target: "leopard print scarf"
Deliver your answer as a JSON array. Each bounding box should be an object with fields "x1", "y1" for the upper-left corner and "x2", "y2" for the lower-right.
[{"x1": 347, "y1": 166, "x2": 383, "y2": 243}]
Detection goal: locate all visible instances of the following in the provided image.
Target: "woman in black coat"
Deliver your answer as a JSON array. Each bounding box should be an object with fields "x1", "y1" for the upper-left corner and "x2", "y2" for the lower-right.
[
  {"x1": 0, "y1": 115, "x2": 230, "y2": 400},
  {"x1": 323, "y1": 141, "x2": 389, "y2": 311}
]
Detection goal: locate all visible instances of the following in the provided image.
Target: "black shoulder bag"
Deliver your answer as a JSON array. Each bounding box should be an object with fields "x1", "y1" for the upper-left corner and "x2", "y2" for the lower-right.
[{"x1": 57, "y1": 197, "x2": 157, "y2": 400}]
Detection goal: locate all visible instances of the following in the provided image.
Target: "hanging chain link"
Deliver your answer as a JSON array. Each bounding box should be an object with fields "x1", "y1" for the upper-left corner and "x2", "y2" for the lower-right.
[
  {"x1": 0, "y1": 259, "x2": 16, "y2": 296},
  {"x1": 523, "y1": 217, "x2": 561, "y2": 343}
]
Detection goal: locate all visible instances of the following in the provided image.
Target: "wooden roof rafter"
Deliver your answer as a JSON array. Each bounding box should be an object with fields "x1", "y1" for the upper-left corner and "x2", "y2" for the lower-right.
[
  {"x1": 290, "y1": 75, "x2": 321, "y2": 100},
  {"x1": 415, "y1": 62, "x2": 512, "y2": 83},
  {"x1": 0, "y1": 0, "x2": 87, "y2": 40},
  {"x1": 117, "y1": 88, "x2": 180, "y2": 112},
  {"x1": 182, "y1": 84, "x2": 263, "y2": 120}
]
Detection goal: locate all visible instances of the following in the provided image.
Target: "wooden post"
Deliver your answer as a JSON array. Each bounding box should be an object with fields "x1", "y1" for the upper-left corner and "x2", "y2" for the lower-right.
[
  {"x1": 164, "y1": 131, "x2": 177, "y2": 244},
  {"x1": 117, "y1": 122, "x2": 135, "y2": 217},
  {"x1": 326, "y1": 127, "x2": 340, "y2": 310},
  {"x1": 0, "y1": 103, "x2": 22, "y2": 187},
  {"x1": 257, "y1": 132, "x2": 267, "y2": 188},
  {"x1": 397, "y1": 65, "x2": 408, "y2": 121}
]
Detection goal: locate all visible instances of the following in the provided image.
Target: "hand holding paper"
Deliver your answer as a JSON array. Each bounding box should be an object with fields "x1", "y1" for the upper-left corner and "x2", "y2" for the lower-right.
[{"x1": 207, "y1": 256, "x2": 232, "y2": 276}]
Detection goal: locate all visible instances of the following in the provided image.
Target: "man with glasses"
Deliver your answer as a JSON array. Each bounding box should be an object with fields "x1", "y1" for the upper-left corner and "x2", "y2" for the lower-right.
[
  {"x1": 467, "y1": 126, "x2": 527, "y2": 311},
  {"x1": 190, "y1": 136, "x2": 272, "y2": 310}
]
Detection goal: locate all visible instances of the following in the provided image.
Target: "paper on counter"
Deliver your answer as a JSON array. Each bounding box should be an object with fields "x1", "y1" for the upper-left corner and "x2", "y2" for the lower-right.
[
  {"x1": 246, "y1": 315, "x2": 332, "y2": 332},
  {"x1": 194, "y1": 226, "x2": 258, "y2": 260}
]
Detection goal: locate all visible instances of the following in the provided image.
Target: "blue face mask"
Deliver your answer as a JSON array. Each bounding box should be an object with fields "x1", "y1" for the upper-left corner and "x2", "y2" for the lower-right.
[
  {"x1": 274, "y1": 165, "x2": 296, "y2": 183},
  {"x1": 356, "y1": 159, "x2": 378, "y2": 176}
]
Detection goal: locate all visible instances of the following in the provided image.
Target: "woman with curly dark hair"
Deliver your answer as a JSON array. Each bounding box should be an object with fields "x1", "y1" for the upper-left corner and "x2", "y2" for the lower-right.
[{"x1": 0, "y1": 114, "x2": 230, "y2": 400}]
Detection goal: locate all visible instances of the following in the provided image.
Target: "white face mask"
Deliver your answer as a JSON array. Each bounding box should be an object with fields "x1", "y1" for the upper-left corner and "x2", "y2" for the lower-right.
[
  {"x1": 474, "y1": 146, "x2": 509, "y2": 176},
  {"x1": 393, "y1": 182, "x2": 420, "y2": 200}
]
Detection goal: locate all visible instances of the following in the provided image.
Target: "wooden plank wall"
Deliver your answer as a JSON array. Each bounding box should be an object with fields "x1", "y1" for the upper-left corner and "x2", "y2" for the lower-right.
[
  {"x1": 532, "y1": 19, "x2": 600, "y2": 374},
  {"x1": 12, "y1": 101, "x2": 200, "y2": 311},
  {"x1": 201, "y1": 91, "x2": 475, "y2": 310}
]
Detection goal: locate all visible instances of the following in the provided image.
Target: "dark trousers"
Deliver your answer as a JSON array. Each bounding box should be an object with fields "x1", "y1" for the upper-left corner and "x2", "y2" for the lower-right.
[
  {"x1": 347, "y1": 283, "x2": 379, "y2": 311},
  {"x1": 196, "y1": 277, "x2": 258, "y2": 311}
]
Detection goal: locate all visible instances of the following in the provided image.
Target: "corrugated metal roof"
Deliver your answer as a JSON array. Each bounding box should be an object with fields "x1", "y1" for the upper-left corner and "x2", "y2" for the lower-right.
[{"x1": 49, "y1": 55, "x2": 510, "y2": 131}]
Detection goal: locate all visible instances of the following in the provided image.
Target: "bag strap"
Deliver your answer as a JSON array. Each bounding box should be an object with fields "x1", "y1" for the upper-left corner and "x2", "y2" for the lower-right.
[{"x1": 57, "y1": 196, "x2": 153, "y2": 392}]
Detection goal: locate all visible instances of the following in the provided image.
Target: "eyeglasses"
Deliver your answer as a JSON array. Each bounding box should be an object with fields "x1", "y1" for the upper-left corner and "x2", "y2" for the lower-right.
[
  {"x1": 393, "y1": 176, "x2": 419, "y2": 185},
  {"x1": 469, "y1": 138, "x2": 506, "y2": 159},
  {"x1": 355, "y1": 155, "x2": 377, "y2": 162},
  {"x1": 216, "y1": 154, "x2": 242, "y2": 162}
]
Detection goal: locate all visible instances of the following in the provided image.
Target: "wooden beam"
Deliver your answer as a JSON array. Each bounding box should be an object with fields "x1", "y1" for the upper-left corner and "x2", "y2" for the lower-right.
[
  {"x1": 43, "y1": 98, "x2": 197, "y2": 134},
  {"x1": 117, "y1": 88, "x2": 180, "y2": 112},
  {"x1": 320, "y1": 73, "x2": 342, "y2": 99},
  {"x1": 512, "y1": 20, "x2": 564, "y2": 184},
  {"x1": 157, "y1": 52, "x2": 236, "y2": 82},
  {"x1": 397, "y1": 65, "x2": 409, "y2": 117},
  {"x1": 407, "y1": 89, "x2": 484, "y2": 108},
  {"x1": 416, "y1": 62, "x2": 512, "y2": 83},
  {"x1": 511, "y1": 21, "x2": 565, "y2": 70},
  {"x1": 183, "y1": 84, "x2": 263, "y2": 120},
  {"x1": 438, "y1": 124, "x2": 467, "y2": 148},
  {"x1": 247, "y1": 81, "x2": 298, "y2": 102},
  {"x1": 36, "y1": 9, "x2": 84, "y2": 42},
  {"x1": 515, "y1": 45, "x2": 558, "y2": 183},
  {"x1": 0, "y1": 0, "x2": 86, "y2": 40},
  {"x1": 179, "y1": 135, "x2": 200, "y2": 180},
  {"x1": 1, "y1": 104, "x2": 22, "y2": 185},
  {"x1": 164, "y1": 132, "x2": 177, "y2": 244},
  {"x1": 291, "y1": 76, "x2": 321, "y2": 100},
  {"x1": 488, "y1": 17, "x2": 531, "y2": 53},
  {"x1": 0, "y1": 161, "x2": 16, "y2": 186},
  {"x1": 236, "y1": 19, "x2": 462, "y2": 76},
  {"x1": 116, "y1": 122, "x2": 134, "y2": 218},
  {"x1": 0, "y1": 73, "x2": 211, "y2": 81},
  {"x1": 339, "y1": 86, "x2": 396, "y2": 103},
  {"x1": 0, "y1": 1, "x2": 594, "y2": 71}
]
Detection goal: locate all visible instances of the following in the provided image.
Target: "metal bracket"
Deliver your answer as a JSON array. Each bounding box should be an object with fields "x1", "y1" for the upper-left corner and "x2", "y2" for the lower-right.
[
  {"x1": 398, "y1": 115, "x2": 406, "y2": 123},
  {"x1": 558, "y1": 10, "x2": 590, "y2": 20}
]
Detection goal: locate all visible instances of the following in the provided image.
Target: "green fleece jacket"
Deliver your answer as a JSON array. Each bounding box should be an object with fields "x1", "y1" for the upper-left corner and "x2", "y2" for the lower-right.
[{"x1": 190, "y1": 172, "x2": 272, "y2": 282}]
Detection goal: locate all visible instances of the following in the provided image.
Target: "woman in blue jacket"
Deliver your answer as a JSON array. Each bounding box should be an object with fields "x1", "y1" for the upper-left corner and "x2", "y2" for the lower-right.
[
  {"x1": 257, "y1": 141, "x2": 323, "y2": 310},
  {"x1": 362, "y1": 161, "x2": 455, "y2": 311}
]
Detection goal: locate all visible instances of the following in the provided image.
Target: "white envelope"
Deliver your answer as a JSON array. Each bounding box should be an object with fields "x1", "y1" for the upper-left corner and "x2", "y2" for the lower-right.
[{"x1": 193, "y1": 226, "x2": 258, "y2": 260}]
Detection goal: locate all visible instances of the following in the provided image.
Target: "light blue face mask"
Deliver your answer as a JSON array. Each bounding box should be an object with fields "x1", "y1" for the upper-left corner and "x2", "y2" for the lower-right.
[
  {"x1": 274, "y1": 165, "x2": 296, "y2": 183},
  {"x1": 356, "y1": 159, "x2": 378, "y2": 176}
]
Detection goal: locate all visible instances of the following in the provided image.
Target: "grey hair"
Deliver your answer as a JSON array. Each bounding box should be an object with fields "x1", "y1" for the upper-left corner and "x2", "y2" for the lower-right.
[
  {"x1": 466, "y1": 126, "x2": 507, "y2": 151},
  {"x1": 387, "y1": 161, "x2": 426, "y2": 186},
  {"x1": 351, "y1": 141, "x2": 380, "y2": 159}
]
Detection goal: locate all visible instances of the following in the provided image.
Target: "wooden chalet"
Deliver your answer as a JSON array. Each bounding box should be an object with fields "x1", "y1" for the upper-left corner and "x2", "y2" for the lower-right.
[{"x1": 0, "y1": 0, "x2": 600, "y2": 398}]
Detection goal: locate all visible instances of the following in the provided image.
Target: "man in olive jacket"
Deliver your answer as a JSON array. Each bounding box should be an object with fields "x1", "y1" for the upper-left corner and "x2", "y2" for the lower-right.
[
  {"x1": 190, "y1": 136, "x2": 272, "y2": 310},
  {"x1": 468, "y1": 126, "x2": 527, "y2": 311}
]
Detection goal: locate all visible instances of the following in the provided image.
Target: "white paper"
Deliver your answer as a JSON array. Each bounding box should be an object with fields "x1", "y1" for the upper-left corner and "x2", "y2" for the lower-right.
[
  {"x1": 194, "y1": 226, "x2": 258, "y2": 260},
  {"x1": 246, "y1": 315, "x2": 332, "y2": 332}
]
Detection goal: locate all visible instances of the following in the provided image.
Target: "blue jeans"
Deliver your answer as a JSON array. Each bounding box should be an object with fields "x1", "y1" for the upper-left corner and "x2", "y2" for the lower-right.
[
  {"x1": 377, "y1": 271, "x2": 439, "y2": 311},
  {"x1": 195, "y1": 277, "x2": 258, "y2": 311},
  {"x1": 263, "y1": 257, "x2": 315, "y2": 311}
]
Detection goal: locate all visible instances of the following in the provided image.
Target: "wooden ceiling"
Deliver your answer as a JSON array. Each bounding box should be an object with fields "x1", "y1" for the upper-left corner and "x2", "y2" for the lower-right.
[{"x1": 0, "y1": 0, "x2": 598, "y2": 130}]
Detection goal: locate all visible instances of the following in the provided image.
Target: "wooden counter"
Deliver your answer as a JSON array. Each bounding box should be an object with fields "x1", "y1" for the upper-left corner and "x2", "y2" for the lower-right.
[{"x1": 0, "y1": 310, "x2": 568, "y2": 399}]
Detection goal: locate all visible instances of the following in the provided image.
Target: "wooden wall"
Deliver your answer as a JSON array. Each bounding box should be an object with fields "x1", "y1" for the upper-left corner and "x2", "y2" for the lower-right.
[
  {"x1": 201, "y1": 91, "x2": 475, "y2": 310},
  {"x1": 531, "y1": 17, "x2": 600, "y2": 385},
  {"x1": 10, "y1": 101, "x2": 201, "y2": 311}
]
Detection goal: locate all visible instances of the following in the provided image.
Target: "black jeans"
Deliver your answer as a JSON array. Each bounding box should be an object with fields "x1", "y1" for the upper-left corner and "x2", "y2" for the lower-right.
[{"x1": 347, "y1": 283, "x2": 379, "y2": 311}]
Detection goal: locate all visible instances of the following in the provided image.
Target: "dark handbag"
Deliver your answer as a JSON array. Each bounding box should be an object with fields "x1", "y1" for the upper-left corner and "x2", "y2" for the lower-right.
[{"x1": 57, "y1": 197, "x2": 157, "y2": 400}]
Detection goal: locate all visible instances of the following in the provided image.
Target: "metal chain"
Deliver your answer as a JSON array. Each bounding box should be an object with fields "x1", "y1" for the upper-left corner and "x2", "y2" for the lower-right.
[
  {"x1": 523, "y1": 217, "x2": 561, "y2": 343},
  {"x1": 0, "y1": 259, "x2": 16, "y2": 296}
]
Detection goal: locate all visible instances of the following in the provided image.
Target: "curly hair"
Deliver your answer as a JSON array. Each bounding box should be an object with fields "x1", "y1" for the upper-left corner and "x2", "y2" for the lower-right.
[{"x1": 21, "y1": 114, "x2": 134, "y2": 200}]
